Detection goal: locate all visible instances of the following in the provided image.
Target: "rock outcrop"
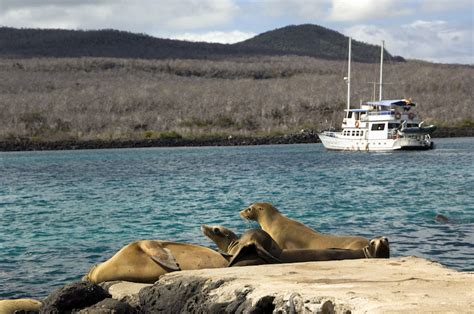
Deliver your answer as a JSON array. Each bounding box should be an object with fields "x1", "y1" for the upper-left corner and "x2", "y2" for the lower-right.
[
  {"x1": 105, "y1": 256, "x2": 473, "y2": 313},
  {"x1": 15, "y1": 257, "x2": 472, "y2": 313},
  {"x1": 39, "y1": 281, "x2": 110, "y2": 313}
]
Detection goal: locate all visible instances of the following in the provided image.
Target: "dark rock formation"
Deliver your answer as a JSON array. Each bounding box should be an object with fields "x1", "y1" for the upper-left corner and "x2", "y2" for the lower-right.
[
  {"x1": 248, "y1": 295, "x2": 276, "y2": 314},
  {"x1": 77, "y1": 298, "x2": 136, "y2": 313},
  {"x1": 137, "y1": 276, "x2": 273, "y2": 313},
  {"x1": 39, "y1": 281, "x2": 110, "y2": 313},
  {"x1": 0, "y1": 130, "x2": 320, "y2": 151},
  {"x1": 139, "y1": 277, "x2": 219, "y2": 313}
]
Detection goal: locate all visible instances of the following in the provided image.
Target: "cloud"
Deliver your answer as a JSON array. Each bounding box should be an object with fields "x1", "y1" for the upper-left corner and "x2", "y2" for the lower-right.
[
  {"x1": 419, "y1": 0, "x2": 473, "y2": 12},
  {"x1": 259, "y1": 0, "x2": 330, "y2": 19},
  {"x1": 0, "y1": 0, "x2": 239, "y2": 32},
  {"x1": 344, "y1": 20, "x2": 473, "y2": 64},
  {"x1": 173, "y1": 31, "x2": 256, "y2": 44},
  {"x1": 329, "y1": 0, "x2": 412, "y2": 22}
]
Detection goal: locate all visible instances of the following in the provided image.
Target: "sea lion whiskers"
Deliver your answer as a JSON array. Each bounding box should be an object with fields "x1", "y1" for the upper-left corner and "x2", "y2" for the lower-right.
[{"x1": 363, "y1": 236, "x2": 389, "y2": 258}]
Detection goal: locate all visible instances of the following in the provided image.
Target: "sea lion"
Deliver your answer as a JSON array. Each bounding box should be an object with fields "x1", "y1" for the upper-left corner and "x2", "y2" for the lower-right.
[
  {"x1": 202, "y1": 225, "x2": 389, "y2": 267},
  {"x1": 202, "y1": 225, "x2": 282, "y2": 266},
  {"x1": 0, "y1": 298, "x2": 42, "y2": 314},
  {"x1": 280, "y1": 236, "x2": 390, "y2": 262},
  {"x1": 199, "y1": 224, "x2": 239, "y2": 254},
  {"x1": 435, "y1": 214, "x2": 449, "y2": 223},
  {"x1": 83, "y1": 240, "x2": 229, "y2": 283},
  {"x1": 240, "y1": 202, "x2": 369, "y2": 250}
]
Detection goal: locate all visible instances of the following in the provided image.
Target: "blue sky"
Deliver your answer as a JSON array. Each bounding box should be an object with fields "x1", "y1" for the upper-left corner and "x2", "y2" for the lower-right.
[{"x1": 0, "y1": 0, "x2": 472, "y2": 64}]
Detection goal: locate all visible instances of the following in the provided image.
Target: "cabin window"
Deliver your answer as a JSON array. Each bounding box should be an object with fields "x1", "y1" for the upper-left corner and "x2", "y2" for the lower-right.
[
  {"x1": 351, "y1": 130, "x2": 355, "y2": 136},
  {"x1": 371, "y1": 123, "x2": 385, "y2": 131},
  {"x1": 407, "y1": 123, "x2": 418, "y2": 127},
  {"x1": 347, "y1": 112, "x2": 353, "y2": 118},
  {"x1": 388, "y1": 123, "x2": 400, "y2": 129}
]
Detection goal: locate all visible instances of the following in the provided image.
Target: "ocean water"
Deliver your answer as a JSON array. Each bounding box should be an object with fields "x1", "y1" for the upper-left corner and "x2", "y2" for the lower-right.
[{"x1": 1, "y1": 138, "x2": 473, "y2": 299}]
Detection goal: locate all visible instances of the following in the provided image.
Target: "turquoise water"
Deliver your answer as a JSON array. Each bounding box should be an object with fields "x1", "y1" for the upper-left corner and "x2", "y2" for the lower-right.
[{"x1": 1, "y1": 138, "x2": 473, "y2": 299}]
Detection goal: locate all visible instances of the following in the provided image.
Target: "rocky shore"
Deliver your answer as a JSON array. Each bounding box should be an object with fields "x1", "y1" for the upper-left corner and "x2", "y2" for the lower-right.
[
  {"x1": 0, "y1": 127, "x2": 472, "y2": 151},
  {"x1": 5, "y1": 257, "x2": 472, "y2": 313}
]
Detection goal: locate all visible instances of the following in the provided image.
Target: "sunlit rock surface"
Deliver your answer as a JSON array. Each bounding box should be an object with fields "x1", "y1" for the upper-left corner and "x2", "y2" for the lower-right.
[{"x1": 102, "y1": 256, "x2": 473, "y2": 313}]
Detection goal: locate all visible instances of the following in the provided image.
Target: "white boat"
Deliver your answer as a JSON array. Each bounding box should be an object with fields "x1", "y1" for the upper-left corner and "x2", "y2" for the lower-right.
[{"x1": 318, "y1": 38, "x2": 435, "y2": 151}]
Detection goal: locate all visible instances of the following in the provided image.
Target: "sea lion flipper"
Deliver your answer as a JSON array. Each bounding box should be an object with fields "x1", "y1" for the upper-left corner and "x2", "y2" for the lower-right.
[
  {"x1": 141, "y1": 242, "x2": 181, "y2": 271},
  {"x1": 218, "y1": 250, "x2": 233, "y2": 258},
  {"x1": 228, "y1": 243, "x2": 281, "y2": 266},
  {"x1": 255, "y1": 243, "x2": 282, "y2": 264}
]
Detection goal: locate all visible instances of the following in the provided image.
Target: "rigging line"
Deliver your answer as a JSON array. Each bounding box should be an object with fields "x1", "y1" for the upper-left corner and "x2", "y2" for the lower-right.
[
  {"x1": 373, "y1": 45, "x2": 379, "y2": 100},
  {"x1": 339, "y1": 37, "x2": 349, "y2": 91}
]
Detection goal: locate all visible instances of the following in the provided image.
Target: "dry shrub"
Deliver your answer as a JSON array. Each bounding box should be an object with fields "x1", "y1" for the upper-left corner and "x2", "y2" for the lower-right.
[{"x1": 0, "y1": 57, "x2": 472, "y2": 141}]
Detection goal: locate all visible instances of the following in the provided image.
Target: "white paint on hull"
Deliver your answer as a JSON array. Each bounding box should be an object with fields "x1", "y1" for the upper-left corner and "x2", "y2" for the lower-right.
[{"x1": 318, "y1": 132, "x2": 431, "y2": 151}]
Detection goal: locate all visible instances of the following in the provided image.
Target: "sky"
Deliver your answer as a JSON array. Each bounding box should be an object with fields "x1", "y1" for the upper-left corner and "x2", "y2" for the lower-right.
[{"x1": 0, "y1": 0, "x2": 472, "y2": 64}]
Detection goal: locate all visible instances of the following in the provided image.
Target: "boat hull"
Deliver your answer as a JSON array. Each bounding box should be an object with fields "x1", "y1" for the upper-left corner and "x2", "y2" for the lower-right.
[{"x1": 318, "y1": 132, "x2": 433, "y2": 151}]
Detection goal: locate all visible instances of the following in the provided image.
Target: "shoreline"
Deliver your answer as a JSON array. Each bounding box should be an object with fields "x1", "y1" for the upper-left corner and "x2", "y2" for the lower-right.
[
  {"x1": 4, "y1": 257, "x2": 473, "y2": 313},
  {"x1": 0, "y1": 127, "x2": 473, "y2": 152}
]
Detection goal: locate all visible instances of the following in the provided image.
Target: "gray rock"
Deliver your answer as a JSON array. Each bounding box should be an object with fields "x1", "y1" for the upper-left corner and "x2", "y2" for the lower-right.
[
  {"x1": 39, "y1": 281, "x2": 111, "y2": 313},
  {"x1": 138, "y1": 277, "x2": 263, "y2": 313}
]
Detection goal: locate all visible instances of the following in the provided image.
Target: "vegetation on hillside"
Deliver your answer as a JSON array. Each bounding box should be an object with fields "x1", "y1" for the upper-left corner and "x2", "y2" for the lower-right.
[
  {"x1": 238, "y1": 24, "x2": 404, "y2": 62},
  {"x1": 0, "y1": 56, "x2": 471, "y2": 142},
  {"x1": 0, "y1": 25, "x2": 403, "y2": 63}
]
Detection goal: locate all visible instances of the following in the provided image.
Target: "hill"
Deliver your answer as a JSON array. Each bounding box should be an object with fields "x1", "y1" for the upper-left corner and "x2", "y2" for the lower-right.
[
  {"x1": 0, "y1": 25, "x2": 404, "y2": 63},
  {"x1": 237, "y1": 24, "x2": 403, "y2": 62}
]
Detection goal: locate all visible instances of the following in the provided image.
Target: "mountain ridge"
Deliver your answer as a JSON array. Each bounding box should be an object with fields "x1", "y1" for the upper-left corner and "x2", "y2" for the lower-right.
[{"x1": 0, "y1": 24, "x2": 404, "y2": 63}]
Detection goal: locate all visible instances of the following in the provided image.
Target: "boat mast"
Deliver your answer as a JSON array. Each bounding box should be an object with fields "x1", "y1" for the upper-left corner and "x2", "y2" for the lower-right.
[
  {"x1": 379, "y1": 40, "x2": 384, "y2": 101},
  {"x1": 346, "y1": 37, "x2": 351, "y2": 117}
]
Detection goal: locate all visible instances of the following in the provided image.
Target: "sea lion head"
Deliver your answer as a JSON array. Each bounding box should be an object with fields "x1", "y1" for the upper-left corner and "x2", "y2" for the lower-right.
[
  {"x1": 363, "y1": 236, "x2": 390, "y2": 258},
  {"x1": 201, "y1": 224, "x2": 238, "y2": 253},
  {"x1": 435, "y1": 214, "x2": 449, "y2": 223},
  {"x1": 240, "y1": 202, "x2": 279, "y2": 221}
]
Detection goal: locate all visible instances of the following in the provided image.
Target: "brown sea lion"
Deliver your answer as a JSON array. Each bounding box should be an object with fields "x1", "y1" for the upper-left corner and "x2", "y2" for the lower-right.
[
  {"x1": 280, "y1": 236, "x2": 390, "y2": 262},
  {"x1": 240, "y1": 202, "x2": 369, "y2": 250},
  {"x1": 83, "y1": 240, "x2": 229, "y2": 283},
  {"x1": 0, "y1": 298, "x2": 42, "y2": 314},
  {"x1": 202, "y1": 225, "x2": 389, "y2": 267},
  {"x1": 435, "y1": 214, "x2": 449, "y2": 223},
  {"x1": 202, "y1": 224, "x2": 281, "y2": 266}
]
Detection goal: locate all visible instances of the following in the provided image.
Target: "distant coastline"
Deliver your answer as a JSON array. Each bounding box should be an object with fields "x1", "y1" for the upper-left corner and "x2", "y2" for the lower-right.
[{"x1": 0, "y1": 127, "x2": 472, "y2": 152}]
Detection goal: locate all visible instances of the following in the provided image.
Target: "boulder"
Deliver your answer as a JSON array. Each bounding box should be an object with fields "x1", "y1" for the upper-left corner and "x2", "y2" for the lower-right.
[{"x1": 40, "y1": 281, "x2": 110, "y2": 313}]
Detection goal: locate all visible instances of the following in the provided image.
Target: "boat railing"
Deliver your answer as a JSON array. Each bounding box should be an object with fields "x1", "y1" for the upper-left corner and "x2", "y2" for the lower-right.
[{"x1": 366, "y1": 110, "x2": 393, "y2": 116}]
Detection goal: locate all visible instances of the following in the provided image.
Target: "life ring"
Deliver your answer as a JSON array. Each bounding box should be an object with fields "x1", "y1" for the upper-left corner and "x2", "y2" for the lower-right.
[
  {"x1": 395, "y1": 112, "x2": 401, "y2": 119},
  {"x1": 355, "y1": 120, "x2": 360, "y2": 128},
  {"x1": 408, "y1": 112, "x2": 415, "y2": 120}
]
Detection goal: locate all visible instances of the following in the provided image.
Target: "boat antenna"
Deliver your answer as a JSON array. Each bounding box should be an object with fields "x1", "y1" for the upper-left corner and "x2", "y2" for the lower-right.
[
  {"x1": 379, "y1": 40, "x2": 384, "y2": 101},
  {"x1": 346, "y1": 37, "x2": 352, "y2": 117}
]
